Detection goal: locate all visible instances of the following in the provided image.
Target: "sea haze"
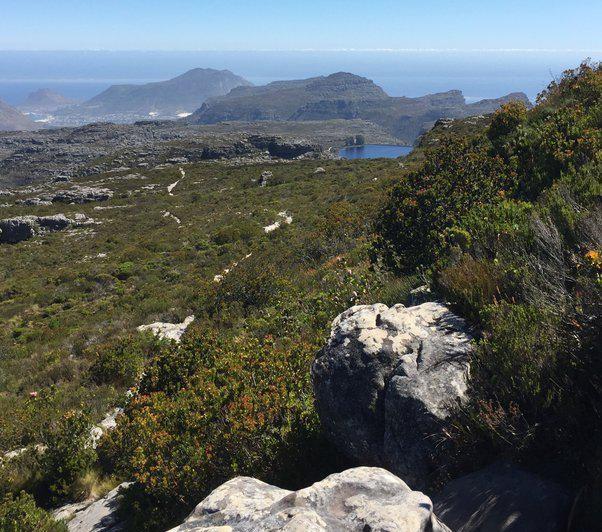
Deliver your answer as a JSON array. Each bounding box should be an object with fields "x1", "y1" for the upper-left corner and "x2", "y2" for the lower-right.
[{"x1": 0, "y1": 50, "x2": 599, "y2": 106}]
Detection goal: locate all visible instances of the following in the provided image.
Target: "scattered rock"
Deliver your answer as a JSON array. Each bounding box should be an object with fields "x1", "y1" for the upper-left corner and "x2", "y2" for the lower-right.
[
  {"x1": 37, "y1": 214, "x2": 72, "y2": 231},
  {"x1": 312, "y1": 302, "x2": 473, "y2": 487},
  {"x1": 0, "y1": 213, "x2": 94, "y2": 244},
  {"x1": 3, "y1": 444, "x2": 46, "y2": 462},
  {"x1": 169, "y1": 467, "x2": 450, "y2": 532},
  {"x1": 408, "y1": 284, "x2": 434, "y2": 305},
  {"x1": 259, "y1": 170, "x2": 272, "y2": 187},
  {"x1": 213, "y1": 253, "x2": 253, "y2": 283},
  {"x1": 52, "y1": 186, "x2": 113, "y2": 204},
  {"x1": 263, "y1": 211, "x2": 292, "y2": 233},
  {"x1": 314, "y1": 166, "x2": 326, "y2": 174},
  {"x1": 16, "y1": 197, "x2": 53, "y2": 206},
  {"x1": 162, "y1": 211, "x2": 182, "y2": 225},
  {"x1": 432, "y1": 462, "x2": 572, "y2": 532},
  {"x1": 138, "y1": 315, "x2": 195, "y2": 343},
  {"x1": 88, "y1": 408, "x2": 123, "y2": 448}
]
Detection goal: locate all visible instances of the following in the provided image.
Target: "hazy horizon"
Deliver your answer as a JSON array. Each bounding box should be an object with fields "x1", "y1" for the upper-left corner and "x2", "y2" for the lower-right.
[{"x1": 1, "y1": 50, "x2": 599, "y2": 106}]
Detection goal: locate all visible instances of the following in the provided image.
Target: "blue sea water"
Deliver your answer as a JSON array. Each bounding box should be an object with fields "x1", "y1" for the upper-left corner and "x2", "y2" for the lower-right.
[
  {"x1": 339, "y1": 145, "x2": 413, "y2": 159},
  {"x1": 0, "y1": 50, "x2": 598, "y2": 106}
]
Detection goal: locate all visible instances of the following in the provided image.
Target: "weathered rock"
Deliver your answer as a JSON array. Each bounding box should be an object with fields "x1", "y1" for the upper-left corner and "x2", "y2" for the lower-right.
[
  {"x1": 37, "y1": 214, "x2": 72, "y2": 231},
  {"x1": 16, "y1": 197, "x2": 53, "y2": 206},
  {"x1": 52, "y1": 186, "x2": 113, "y2": 204},
  {"x1": 0, "y1": 214, "x2": 78, "y2": 243},
  {"x1": 314, "y1": 166, "x2": 326, "y2": 174},
  {"x1": 432, "y1": 462, "x2": 572, "y2": 532},
  {"x1": 0, "y1": 216, "x2": 37, "y2": 243},
  {"x1": 57, "y1": 482, "x2": 132, "y2": 532},
  {"x1": 137, "y1": 315, "x2": 195, "y2": 342},
  {"x1": 169, "y1": 467, "x2": 450, "y2": 532},
  {"x1": 312, "y1": 302, "x2": 472, "y2": 487}
]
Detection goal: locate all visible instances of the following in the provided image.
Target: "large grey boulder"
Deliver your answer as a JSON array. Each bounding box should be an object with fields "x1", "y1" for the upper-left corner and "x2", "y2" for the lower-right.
[
  {"x1": 169, "y1": 467, "x2": 450, "y2": 532},
  {"x1": 432, "y1": 462, "x2": 572, "y2": 531},
  {"x1": 312, "y1": 302, "x2": 472, "y2": 487}
]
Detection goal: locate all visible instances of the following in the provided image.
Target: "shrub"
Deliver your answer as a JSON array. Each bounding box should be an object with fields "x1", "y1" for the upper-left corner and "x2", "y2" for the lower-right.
[
  {"x1": 211, "y1": 220, "x2": 261, "y2": 246},
  {"x1": 88, "y1": 335, "x2": 155, "y2": 388},
  {"x1": 487, "y1": 100, "x2": 528, "y2": 147},
  {"x1": 0, "y1": 492, "x2": 66, "y2": 532},
  {"x1": 372, "y1": 137, "x2": 514, "y2": 272},
  {"x1": 114, "y1": 261, "x2": 136, "y2": 280},
  {"x1": 375, "y1": 62, "x2": 602, "y2": 518},
  {"x1": 99, "y1": 333, "x2": 322, "y2": 529},
  {"x1": 41, "y1": 410, "x2": 97, "y2": 503}
]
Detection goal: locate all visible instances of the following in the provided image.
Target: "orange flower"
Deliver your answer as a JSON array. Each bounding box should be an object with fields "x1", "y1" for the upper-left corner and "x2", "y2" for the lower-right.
[{"x1": 585, "y1": 250, "x2": 601, "y2": 269}]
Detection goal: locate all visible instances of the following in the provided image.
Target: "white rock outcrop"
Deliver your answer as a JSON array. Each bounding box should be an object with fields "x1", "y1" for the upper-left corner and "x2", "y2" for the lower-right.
[
  {"x1": 169, "y1": 467, "x2": 450, "y2": 532},
  {"x1": 137, "y1": 315, "x2": 195, "y2": 342}
]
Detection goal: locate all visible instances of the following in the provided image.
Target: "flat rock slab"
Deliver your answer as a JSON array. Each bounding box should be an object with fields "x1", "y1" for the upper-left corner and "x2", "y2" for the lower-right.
[
  {"x1": 57, "y1": 482, "x2": 132, "y2": 532},
  {"x1": 432, "y1": 462, "x2": 572, "y2": 532}
]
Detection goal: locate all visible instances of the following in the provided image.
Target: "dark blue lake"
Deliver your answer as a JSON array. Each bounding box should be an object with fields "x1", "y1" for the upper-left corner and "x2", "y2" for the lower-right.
[{"x1": 339, "y1": 144, "x2": 413, "y2": 159}]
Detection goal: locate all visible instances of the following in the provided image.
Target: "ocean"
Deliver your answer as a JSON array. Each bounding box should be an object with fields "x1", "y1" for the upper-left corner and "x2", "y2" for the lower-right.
[{"x1": 0, "y1": 50, "x2": 599, "y2": 106}]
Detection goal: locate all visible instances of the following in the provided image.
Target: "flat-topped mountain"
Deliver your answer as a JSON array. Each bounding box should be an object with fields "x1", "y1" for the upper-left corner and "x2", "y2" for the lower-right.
[
  {"x1": 19, "y1": 89, "x2": 77, "y2": 112},
  {"x1": 57, "y1": 68, "x2": 252, "y2": 121},
  {"x1": 187, "y1": 72, "x2": 388, "y2": 123},
  {"x1": 0, "y1": 99, "x2": 38, "y2": 131},
  {"x1": 186, "y1": 72, "x2": 530, "y2": 143}
]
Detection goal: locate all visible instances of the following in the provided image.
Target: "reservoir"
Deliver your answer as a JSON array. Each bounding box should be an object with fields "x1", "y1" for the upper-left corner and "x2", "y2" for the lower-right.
[{"x1": 339, "y1": 144, "x2": 413, "y2": 159}]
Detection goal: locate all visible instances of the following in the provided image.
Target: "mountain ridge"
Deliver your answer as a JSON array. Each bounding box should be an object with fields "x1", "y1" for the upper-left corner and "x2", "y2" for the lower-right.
[
  {"x1": 186, "y1": 72, "x2": 531, "y2": 143},
  {"x1": 56, "y1": 68, "x2": 252, "y2": 121}
]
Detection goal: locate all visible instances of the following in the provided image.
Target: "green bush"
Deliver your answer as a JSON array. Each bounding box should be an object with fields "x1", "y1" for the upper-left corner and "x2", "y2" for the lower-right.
[
  {"x1": 88, "y1": 335, "x2": 155, "y2": 388},
  {"x1": 99, "y1": 332, "x2": 325, "y2": 529},
  {"x1": 375, "y1": 62, "x2": 602, "y2": 518},
  {"x1": 372, "y1": 137, "x2": 514, "y2": 272},
  {"x1": 41, "y1": 410, "x2": 97, "y2": 503},
  {"x1": 0, "y1": 492, "x2": 66, "y2": 532}
]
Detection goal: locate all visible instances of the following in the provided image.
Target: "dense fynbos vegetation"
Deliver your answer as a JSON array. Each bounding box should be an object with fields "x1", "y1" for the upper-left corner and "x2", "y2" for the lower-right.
[
  {"x1": 374, "y1": 62, "x2": 601, "y2": 525},
  {"x1": 0, "y1": 62, "x2": 599, "y2": 530}
]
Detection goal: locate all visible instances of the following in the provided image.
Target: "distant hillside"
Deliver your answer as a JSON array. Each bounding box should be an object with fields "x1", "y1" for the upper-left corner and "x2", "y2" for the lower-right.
[
  {"x1": 0, "y1": 99, "x2": 38, "y2": 131},
  {"x1": 58, "y1": 68, "x2": 252, "y2": 121},
  {"x1": 186, "y1": 72, "x2": 531, "y2": 143},
  {"x1": 19, "y1": 89, "x2": 77, "y2": 112}
]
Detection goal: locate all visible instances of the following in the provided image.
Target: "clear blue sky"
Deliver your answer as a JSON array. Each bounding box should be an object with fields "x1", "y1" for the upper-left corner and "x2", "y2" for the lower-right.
[{"x1": 1, "y1": 0, "x2": 600, "y2": 51}]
